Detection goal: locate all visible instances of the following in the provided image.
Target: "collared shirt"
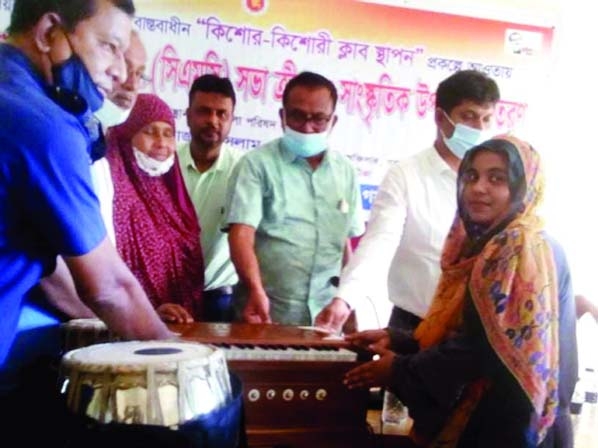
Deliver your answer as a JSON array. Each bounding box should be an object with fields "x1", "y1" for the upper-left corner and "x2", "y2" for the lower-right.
[
  {"x1": 225, "y1": 138, "x2": 365, "y2": 325},
  {"x1": 90, "y1": 157, "x2": 115, "y2": 244},
  {"x1": 337, "y1": 146, "x2": 457, "y2": 318},
  {"x1": 178, "y1": 143, "x2": 242, "y2": 290},
  {"x1": 0, "y1": 43, "x2": 106, "y2": 365}
]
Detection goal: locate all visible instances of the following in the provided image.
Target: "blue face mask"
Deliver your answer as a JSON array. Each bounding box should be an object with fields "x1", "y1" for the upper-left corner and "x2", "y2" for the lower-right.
[
  {"x1": 441, "y1": 111, "x2": 492, "y2": 159},
  {"x1": 51, "y1": 54, "x2": 104, "y2": 113},
  {"x1": 281, "y1": 127, "x2": 329, "y2": 158}
]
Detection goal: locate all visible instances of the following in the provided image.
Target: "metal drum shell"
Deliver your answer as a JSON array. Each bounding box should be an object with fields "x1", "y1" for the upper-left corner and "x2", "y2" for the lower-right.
[
  {"x1": 61, "y1": 340, "x2": 232, "y2": 427},
  {"x1": 60, "y1": 318, "x2": 117, "y2": 354}
]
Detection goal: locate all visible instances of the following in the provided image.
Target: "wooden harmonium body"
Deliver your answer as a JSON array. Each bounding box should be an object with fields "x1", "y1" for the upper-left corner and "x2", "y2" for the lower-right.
[{"x1": 170, "y1": 322, "x2": 372, "y2": 448}]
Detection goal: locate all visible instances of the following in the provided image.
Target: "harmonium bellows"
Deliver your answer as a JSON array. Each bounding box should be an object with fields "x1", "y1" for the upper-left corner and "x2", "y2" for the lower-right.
[{"x1": 170, "y1": 322, "x2": 372, "y2": 448}]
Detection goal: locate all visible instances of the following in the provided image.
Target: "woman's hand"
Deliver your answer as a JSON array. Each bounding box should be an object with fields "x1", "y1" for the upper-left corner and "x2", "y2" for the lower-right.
[
  {"x1": 343, "y1": 345, "x2": 396, "y2": 389},
  {"x1": 344, "y1": 328, "x2": 391, "y2": 350},
  {"x1": 156, "y1": 303, "x2": 194, "y2": 324}
]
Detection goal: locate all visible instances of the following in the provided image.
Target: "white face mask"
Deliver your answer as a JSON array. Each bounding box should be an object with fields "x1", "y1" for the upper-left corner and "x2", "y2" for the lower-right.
[
  {"x1": 95, "y1": 99, "x2": 132, "y2": 129},
  {"x1": 132, "y1": 147, "x2": 175, "y2": 177}
]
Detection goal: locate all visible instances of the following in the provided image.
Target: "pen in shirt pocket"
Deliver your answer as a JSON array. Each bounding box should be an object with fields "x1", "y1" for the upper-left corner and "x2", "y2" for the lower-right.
[{"x1": 338, "y1": 198, "x2": 349, "y2": 214}]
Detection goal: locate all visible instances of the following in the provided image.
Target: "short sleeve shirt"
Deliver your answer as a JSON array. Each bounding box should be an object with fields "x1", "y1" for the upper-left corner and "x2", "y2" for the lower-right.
[
  {"x1": 225, "y1": 138, "x2": 364, "y2": 325},
  {"x1": 177, "y1": 143, "x2": 241, "y2": 290},
  {"x1": 0, "y1": 44, "x2": 106, "y2": 364}
]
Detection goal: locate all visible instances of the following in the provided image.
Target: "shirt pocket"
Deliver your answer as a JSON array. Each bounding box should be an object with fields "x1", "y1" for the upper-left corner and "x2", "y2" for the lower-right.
[
  {"x1": 261, "y1": 181, "x2": 286, "y2": 226},
  {"x1": 318, "y1": 202, "x2": 351, "y2": 250}
]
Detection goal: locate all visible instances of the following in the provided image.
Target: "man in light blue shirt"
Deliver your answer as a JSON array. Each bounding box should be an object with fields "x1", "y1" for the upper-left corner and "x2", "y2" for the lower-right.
[
  {"x1": 178, "y1": 75, "x2": 241, "y2": 321},
  {"x1": 225, "y1": 71, "x2": 365, "y2": 326}
]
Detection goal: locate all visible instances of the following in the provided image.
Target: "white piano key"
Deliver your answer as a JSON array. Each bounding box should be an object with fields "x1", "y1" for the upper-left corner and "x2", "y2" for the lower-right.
[{"x1": 213, "y1": 343, "x2": 357, "y2": 362}]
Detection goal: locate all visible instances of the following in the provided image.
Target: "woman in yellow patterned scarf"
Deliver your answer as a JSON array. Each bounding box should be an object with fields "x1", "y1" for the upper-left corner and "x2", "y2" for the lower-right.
[{"x1": 344, "y1": 136, "x2": 577, "y2": 448}]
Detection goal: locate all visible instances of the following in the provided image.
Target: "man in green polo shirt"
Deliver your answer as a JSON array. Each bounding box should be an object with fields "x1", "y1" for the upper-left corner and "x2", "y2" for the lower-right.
[
  {"x1": 225, "y1": 71, "x2": 365, "y2": 326},
  {"x1": 178, "y1": 75, "x2": 241, "y2": 321}
]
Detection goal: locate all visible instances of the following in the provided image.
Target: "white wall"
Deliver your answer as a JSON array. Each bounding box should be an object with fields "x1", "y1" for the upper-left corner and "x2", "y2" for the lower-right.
[{"x1": 542, "y1": 1, "x2": 598, "y2": 303}]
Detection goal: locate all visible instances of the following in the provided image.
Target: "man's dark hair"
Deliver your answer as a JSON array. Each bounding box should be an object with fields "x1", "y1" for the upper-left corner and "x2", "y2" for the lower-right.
[
  {"x1": 8, "y1": 0, "x2": 135, "y2": 34},
  {"x1": 282, "y1": 71, "x2": 338, "y2": 110},
  {"x1": 435, "y1": 70, "x2": 500, "y2": 113},
  {"x1": 188, "y1": 74, "x2": 236, "y2": 107}
]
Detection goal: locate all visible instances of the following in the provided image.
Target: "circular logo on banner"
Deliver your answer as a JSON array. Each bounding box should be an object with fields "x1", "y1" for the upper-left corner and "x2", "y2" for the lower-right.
[{"x1": 244, "y1": 0, "x2": 268, "y2": 14}]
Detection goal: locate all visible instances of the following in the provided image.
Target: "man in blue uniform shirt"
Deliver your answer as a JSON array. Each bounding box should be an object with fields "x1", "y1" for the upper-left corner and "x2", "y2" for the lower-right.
[{"x1": 0, "y1": 1, "x2": 172, "y2": 442}]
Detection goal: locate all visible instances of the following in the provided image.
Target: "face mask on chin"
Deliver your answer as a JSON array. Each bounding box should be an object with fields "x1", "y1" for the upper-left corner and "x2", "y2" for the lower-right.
[
  {"x1": 441, "y1": 110, "x2": 492, "y2": 159},
  {"x1": 281, "y1": 126, "x2": 329, "y2": 158},
  {"x1": 49, "y1": 29, "x2": 104, "y2": 114},
  {"x1": 95, "y1": 99, "x2": 131, "y2": 129},
  {"x1": 132, "y1": 147, "x2": 175, "y2": 177}
]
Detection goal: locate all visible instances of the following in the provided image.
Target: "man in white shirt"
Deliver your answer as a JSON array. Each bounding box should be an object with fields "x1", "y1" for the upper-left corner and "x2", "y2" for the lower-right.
[
  {"x1": 178, "y1": 74, "x2": 242, "y2": 322},
  {"x1": 316, "y1": 70, "x2": 500, "y2": 332},
  {"x1": 92, "y1": 29, "x2": 147, "y2": 243}
]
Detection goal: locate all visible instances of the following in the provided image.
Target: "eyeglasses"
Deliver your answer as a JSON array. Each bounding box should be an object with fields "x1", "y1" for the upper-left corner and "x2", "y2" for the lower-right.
[{"x1": 284, "y1": 109, "x2": 333, "y2": 129}]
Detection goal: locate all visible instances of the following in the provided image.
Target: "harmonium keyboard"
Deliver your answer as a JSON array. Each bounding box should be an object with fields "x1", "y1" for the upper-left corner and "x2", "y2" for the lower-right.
[{"x1": 170, "y1": 322, "x2": 373, "y2": 448}]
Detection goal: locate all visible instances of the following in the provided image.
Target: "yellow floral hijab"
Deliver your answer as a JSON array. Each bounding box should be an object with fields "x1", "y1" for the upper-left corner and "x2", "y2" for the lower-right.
[{"x1": 413, "y1": 135, "x2": 559, "y2": 445}]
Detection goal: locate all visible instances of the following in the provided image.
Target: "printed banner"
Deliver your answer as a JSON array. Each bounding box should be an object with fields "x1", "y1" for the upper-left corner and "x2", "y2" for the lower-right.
[{"x1": 0, "y1": 0, "x2": 554, "y2": 211}]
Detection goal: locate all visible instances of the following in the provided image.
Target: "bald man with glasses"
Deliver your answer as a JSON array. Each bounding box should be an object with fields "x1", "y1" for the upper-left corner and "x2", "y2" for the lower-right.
[{"x1": 224, "y1": 71, "x2": 365, "y2": 327}]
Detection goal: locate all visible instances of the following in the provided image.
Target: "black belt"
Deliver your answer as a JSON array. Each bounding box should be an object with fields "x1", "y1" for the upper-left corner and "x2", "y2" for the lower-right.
[{"x1": 203, "y1": 285, "x2": 234, "y2": 297}]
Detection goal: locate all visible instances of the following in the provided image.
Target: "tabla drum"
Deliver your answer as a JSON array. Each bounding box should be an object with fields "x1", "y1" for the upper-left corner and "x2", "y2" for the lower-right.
[
  {"x1": 61, "y1": 341, "x2": 232, "y2": 428},
  {"x1": 61, "y1": 318, "x2": 116, "y2": 354}
]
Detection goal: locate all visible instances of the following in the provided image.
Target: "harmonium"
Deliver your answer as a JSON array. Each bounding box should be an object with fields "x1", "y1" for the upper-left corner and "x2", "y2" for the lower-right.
[{"x1": 170, "y1": 322, "x2": 373, "y2": 448}]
